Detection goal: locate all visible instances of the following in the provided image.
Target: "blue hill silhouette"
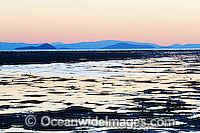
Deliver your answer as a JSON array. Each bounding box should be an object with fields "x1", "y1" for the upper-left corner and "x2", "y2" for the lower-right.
[
  {"x1": 15, "y1": 43, "x2": 56, "y2": 50},
  {"x1": 52, "y1": 40, "x2": 161, "y2": 49},
  {"x1": 169, "y1": 44, "x2": 200, "y2": 48},
  {"x1": 102, "y1": 43, "x2": 155, "y2": 49},
  {"x1": 1, "y1": 40, "x2": 200, "y2": 50},
  {"x1": 0, "y1": 42, "x2": 41, "y2": 50}
]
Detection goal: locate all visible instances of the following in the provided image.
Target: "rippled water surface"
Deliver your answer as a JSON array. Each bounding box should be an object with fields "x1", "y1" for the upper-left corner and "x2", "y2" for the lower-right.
[{"x1": 1, "y1": 55, "x2": 200, "y2": 131}]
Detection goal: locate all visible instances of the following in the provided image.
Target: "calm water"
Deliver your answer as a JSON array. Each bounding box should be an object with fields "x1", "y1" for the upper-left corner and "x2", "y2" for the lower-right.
[{"x1": 1, "y1": 55, "x2": 200, "y2": 131}]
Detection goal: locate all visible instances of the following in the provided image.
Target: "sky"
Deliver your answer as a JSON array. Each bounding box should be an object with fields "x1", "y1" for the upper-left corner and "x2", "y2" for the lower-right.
[{"x1": 0, "y1": 0, "x2": 200, "y2": 46}]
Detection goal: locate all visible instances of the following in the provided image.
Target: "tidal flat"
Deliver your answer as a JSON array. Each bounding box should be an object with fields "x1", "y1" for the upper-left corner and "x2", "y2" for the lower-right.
[{"x1": 1, "y1": 51, "x2": 200, "y2": 132}]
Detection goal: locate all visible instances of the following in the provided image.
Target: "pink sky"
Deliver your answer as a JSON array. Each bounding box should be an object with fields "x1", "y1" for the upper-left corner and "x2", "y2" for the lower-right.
[{"x1": 0, "y1": 0, "x2": 200, "y2": 46}]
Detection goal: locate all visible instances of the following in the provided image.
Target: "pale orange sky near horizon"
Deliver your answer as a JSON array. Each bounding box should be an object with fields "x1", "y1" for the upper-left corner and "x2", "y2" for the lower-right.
[{"x1": 0, "y1": 0, "x2": 200, "y2": 46}]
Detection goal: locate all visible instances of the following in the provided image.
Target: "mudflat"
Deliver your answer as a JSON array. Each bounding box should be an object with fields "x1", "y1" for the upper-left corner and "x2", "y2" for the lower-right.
[{"x1": 0, "y1": 51, "x2": 200, "y2": 131}]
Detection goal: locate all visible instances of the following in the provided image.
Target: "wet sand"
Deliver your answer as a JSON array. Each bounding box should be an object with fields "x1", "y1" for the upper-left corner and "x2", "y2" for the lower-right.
[{"x1": 1, "y1": 53, "x2": 200, "y2": 131}]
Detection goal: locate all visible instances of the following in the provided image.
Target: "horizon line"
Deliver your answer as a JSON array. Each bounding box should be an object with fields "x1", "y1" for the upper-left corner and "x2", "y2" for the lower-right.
[{"x1": 1, "y1": 39, "x2": 200, "y2": 46}]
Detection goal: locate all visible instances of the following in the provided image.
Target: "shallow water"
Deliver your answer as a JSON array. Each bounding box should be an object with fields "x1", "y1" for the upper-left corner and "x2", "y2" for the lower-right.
[
  {"x1": 0, "y1": 58, "x2": 173, "y2": 77},
  {"x1": 1, "y1": 55, "x2": 200, "y2": 131}
]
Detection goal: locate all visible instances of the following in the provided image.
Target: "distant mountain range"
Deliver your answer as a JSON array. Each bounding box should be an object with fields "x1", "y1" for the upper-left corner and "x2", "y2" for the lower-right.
[
  {"x1": 52, "y1": 40, "x2": 162, "y2": 49},
  {"x1": 15, "y1": 43, "x2": 56, "y2": 50},
  {"x1": 1, "y1": 40, "x2": 200, "y2": 50},
  {"x1": 102, "y1": 43, "x2": 155, "y2": 49}
]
